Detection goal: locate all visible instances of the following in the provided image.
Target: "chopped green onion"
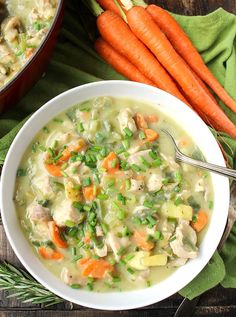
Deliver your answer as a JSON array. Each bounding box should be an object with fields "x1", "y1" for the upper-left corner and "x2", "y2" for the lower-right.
[
  {"x1": 61, "y1": 171, "x2": 68, "y2": 178},
  {"x1": 153, "y1": 230, "x2": 161, "y2": 240},
  {"x1": 152, "y1": 157, "x2": 162, "y2": 167},
  {"x1": 131, "y1": 164, "x2": 141, "y2": 172},
  {"x1": 101, "y1": 223, "x2": 109, "y2": 235},
  {"x1": 82, "y1": 177, "x2": 92, "y2": 187},
  {"x1": 139, "y1": 131, "x2": 146, "y2": 140},
  {"x1": 125, "y1": 179, "x2": 131, "y2": 190},
  {"x1": 71, "y1": 247, "x2": 77, "y2": 256},
  {"x1": 117, "y1": 193, "x2": 127, "y2": 205},
  {"x1": 107, "y1": 179, "x2": 115, "y2": 187},
  {"x1": 117, "y1": 246, "x2": 126, "y2": 256},
  {"x1": 53, "y1": 118, "x2": 63, "y2": 123},
  {"x1": 175, "y1": 171, "x2": 182, "y2": 183},
  {"x1": 112, "y1": 276, "x2": 121, "y2": 283},
  {"x1": 67, "y1": 227, "x2": 78, "y2": 238},
  {"x1": 143, "y1": 200, "x2": 153, "y2": 209},
  {"x1": 139, "y1": 156, "x2": 150, "y2": 168},
  {"x1": 119, "y1": 259, "x2": 126, "y2": 266},
  {"x1": 146, "y1": 215, "x2": 157, "y2": 227},
  {"x1": 111, "y1": 158, "x2": 118, "y2": 168},
  {"x1": 125, "y1": 254, "x2": 135, "y2": 261},
  {"x1": 70, "y1": 284, "x2": 81, "y2": 289},
  {"x1": 117, "y1": 209, "x2": 126, "y2": 220},
  {"x1": 192, "y1": 214, "x2": 198, "y2": 223},
  {"x1": 77, "y1": 122, "x2": 84, "y2": 133},
  {"x1": 123, "y1": 139, "x2": 130, "y2": 150},
  {"x1": 127, "y1": 267, "x2": 135, "y2": 274},
  {"x1": 65, "y1": 220, "x2": 76, "y2": 228},
  {"x1": 149, "y1": 150, "x2": 158, "y2": 160},
  {"x1": 133, "y1": 217, "x2": 142, "y2": 225},
  {"x1": 43, "y1": 126, "x2": 49, "y2": 133},
  {"x1": 123, "y1": 127, "x2": 133, "y2": 138},
  {"x1": 208, "y1": 200, "x2": 214, "y2": 210},
  {"x1": 174, "y1": 197, "x2": 183, "y2": 206},
  {"x1": 97, "y1": 193, "x2": 109, "y2": 200},
  {"x1": 116, "y1": 146, "x2": 125, "y2": 154},
  {"x1": 16, "y1": 168, "x2": 27, "y2": 177},
  {"x1": 169, "y1": 235, "x2": 176, "y2": 242},
  {"x1": 71, "y1": 254, "x2": 83, "y2": 262},
  {"x1": 72, "y1": 201, "x2": 83, "y2": 210},
  {"x1": 146, "y1": 280, "x2": 151, "y2": 287}
]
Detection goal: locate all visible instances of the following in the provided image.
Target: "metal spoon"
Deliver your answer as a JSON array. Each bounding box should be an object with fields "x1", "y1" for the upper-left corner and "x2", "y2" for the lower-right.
[{"x1": 161, "y1": 129, "x2": 236, "y2": 180}]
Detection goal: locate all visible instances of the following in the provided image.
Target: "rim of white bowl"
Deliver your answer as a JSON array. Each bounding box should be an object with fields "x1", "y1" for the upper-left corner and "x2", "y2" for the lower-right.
[{"x1": 0, "y1": 81, "x2": 230, "y2": 310}]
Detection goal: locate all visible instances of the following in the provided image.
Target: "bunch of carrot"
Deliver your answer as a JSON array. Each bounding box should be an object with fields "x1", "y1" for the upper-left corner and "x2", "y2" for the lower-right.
[{"x1": 83, "y1": 0, "x2": 236, "y2": 139}]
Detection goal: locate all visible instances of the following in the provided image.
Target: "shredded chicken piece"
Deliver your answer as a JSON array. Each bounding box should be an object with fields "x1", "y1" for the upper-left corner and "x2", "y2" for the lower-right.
[
  {"x1": 117, "y1": 108, "x2": 137, "y2": 135},
  {"x1": 53, "y1": 200, "x2": 84, "y2": 227},
  {"x1": 94, "y1": 244, "x2": 108, "y2": 258},
  {"x1": 146, "y1": 173, "x2": 162, "y2": 192},
  {"x1": 27, "y1": 202, "x2": 51, "y2": 223},
  {"x1": 170, "y1": 220, "x2": 198, "y2": 259},
  {"x1": 2, "y1": 16, "x2": 21, "y2": 43},
  {"x1": 129, "y1": 178, "x2": 144, "y2": 192},
  {"x1": 128, "y1": 150, "x2": 151, "y2": 165}
]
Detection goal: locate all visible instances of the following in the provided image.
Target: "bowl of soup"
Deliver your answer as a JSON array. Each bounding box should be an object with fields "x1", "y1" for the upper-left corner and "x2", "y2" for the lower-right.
[
  {"x1": 0, "y1": 0, "x2": 64, "y2": 112},
  {"x1": 0, "y1": 81, "x2": 229, "y2": 310}
]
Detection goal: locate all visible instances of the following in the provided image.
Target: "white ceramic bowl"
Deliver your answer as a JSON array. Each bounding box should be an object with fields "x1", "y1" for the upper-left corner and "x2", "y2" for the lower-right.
[{"x1": 0, "y1": 81, "x2": 229, "y2": 310}]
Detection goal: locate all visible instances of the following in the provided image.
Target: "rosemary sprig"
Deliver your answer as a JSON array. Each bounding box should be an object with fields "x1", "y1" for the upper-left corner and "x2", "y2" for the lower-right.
[{"x1": 0, "y1": 262, "x2": 65, "y2": 307}]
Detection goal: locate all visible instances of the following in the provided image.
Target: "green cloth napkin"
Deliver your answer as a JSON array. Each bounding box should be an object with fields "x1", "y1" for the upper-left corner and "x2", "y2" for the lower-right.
[{"x1": 0, "y1": 2, "x2": 236, "y2": 299}]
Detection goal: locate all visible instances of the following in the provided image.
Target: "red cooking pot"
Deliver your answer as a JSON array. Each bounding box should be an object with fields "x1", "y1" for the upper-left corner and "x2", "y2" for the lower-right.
[{"x1": 0, "y1": 0, "x2": 65, "y2": 113}]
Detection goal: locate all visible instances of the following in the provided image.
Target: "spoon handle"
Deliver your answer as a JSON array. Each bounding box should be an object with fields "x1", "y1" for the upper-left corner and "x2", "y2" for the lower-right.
[{"x1": 176, "y1": 152, "x2": 236, "y2": 180}]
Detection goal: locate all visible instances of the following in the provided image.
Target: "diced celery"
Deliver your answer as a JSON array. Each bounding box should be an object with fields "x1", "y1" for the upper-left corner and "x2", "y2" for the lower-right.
[
  {"x1": 141, "y1": 254, "x2": 167, "y2": 266},
  {"x1": 161, "y1": 201, "x2": 193, "y2": 221},
  {"x1": 127, "y1": 251, "x2": 150, "y2": 270}
]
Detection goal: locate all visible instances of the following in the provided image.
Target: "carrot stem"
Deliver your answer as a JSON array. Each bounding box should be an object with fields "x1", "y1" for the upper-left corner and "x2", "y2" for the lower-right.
[{"x1": 82, "y1": 0, "x2": 104, "y2": 16}]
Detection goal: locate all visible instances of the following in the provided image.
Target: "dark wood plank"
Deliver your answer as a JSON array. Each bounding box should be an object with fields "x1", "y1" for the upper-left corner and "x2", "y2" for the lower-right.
[
  {"x1": 1, "y1": 0, "x2": 236, "y2": 316},
  {"x1": 147, "y1": 0, "x2": 236, "y2": 15}
]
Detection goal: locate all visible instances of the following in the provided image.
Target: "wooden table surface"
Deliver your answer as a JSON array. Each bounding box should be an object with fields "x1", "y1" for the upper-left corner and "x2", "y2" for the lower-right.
[{"x1": 1, "y1": 1, "x2": 236, "y2": 316}]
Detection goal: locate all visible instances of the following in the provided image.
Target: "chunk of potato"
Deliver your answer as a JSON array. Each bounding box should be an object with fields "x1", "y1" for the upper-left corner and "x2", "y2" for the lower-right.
[
  {"x1": 141, "y1": 254, "x2": 167, "y2": 266},
  {"x1": 128, "y1": 251, "x2": 150, "y2": 270},
  {"x1": 161, "y1": 202, "x2": 193, "y2": 221},
  {"x1": 65, "y1": 181, "x2": 81, "y2": 201}
]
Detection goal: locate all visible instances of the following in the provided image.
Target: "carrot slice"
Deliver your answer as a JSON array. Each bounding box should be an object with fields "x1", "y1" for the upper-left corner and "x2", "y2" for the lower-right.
[
  {"x1": 132, "y1": 230, "x2": 154, "y2": 251},
  {"x1": 59, "y1": 139, "x2": 86, "y2": 162},
  {"x1": 79, "y1": 257, "x2": 91, "y2": 265},
  {"x1": 145, "y1": 115, "x2": 158, "y2": 123},
  {"x1": 48, "y1": 221, "x2": 68, "y2": 249},
  {"x1": 80, "y1": 258, "x2": 114, "y2": 278},
  {"x1": 135, "y1": 113, "x2": 148, "y2": 129},
  {"x1": 83, "y1": 185, "x2": 99, "y2": 201},
  {"x1": 144, "y1": 129, "x2": 159, "y2": 142},
  {"x1": 191, "y1": 210, "x2": 208, "y2": 232},
  {"x1": 101, "y1": 152, "x2": 119, "y2": 174},
  {"x1": 38, "y1": 246, "x2": 64, "y2": 260},
  {"x1": 45, "y1": 163, "x2": 62, "y2": 177}
]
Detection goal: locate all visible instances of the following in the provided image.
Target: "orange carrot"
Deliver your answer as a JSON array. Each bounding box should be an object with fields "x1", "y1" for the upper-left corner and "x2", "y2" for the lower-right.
[
  {"x1": 59, "y1": 139, "x2": 86, "y2": 162},
  {"x1": 83, "y1": 185, "x2": 99, "y2": 201},
  {"x1": 79, "y1": 257, "x2": 91, "y2": 265},
  {"x1": 97, "y1": 11, "x2": 189, "y2": 104},
  {"x1": 144, "y1": 128, "x2": 159, "y2": 142},
  {"x1": 132, "y1": 230, "x2": 154, "y2": 251},
  {"x1": 145, "y1": 114, "x2": 158, "y2": 123},
  {"x1": 45, "y1": 163, "x2": 62, "y2": 177},
  {"x1": 191, "y1": 210, "x2": 208, "y2": 232},
  {"x1": 38, "y1": 246, "x2": 64, "y2": 260},
  {"x1": 147, "y1": 5, "x2": 236, "y2": 114},
  {"x1": 48, "y1": 221, "x2": 68, "y2": 249},
  {"x1": 95, "y1": 37, "x2": 156, "y2": 87},
  {"x1": 79, "y1": 258, "x2": 114, "y2": 278},
  {"x1": 126, "y1": 7, "x2": 236, "y2": 138},
  {"x1": 134, "y1": 113, "x2": 148, "y2": 129},
  {"x1": 96, "y1": 0, "x2": 125, "y2": 16},
  {"x1": 101, "y1": 151, "x2": 119, "y2": 174}
]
